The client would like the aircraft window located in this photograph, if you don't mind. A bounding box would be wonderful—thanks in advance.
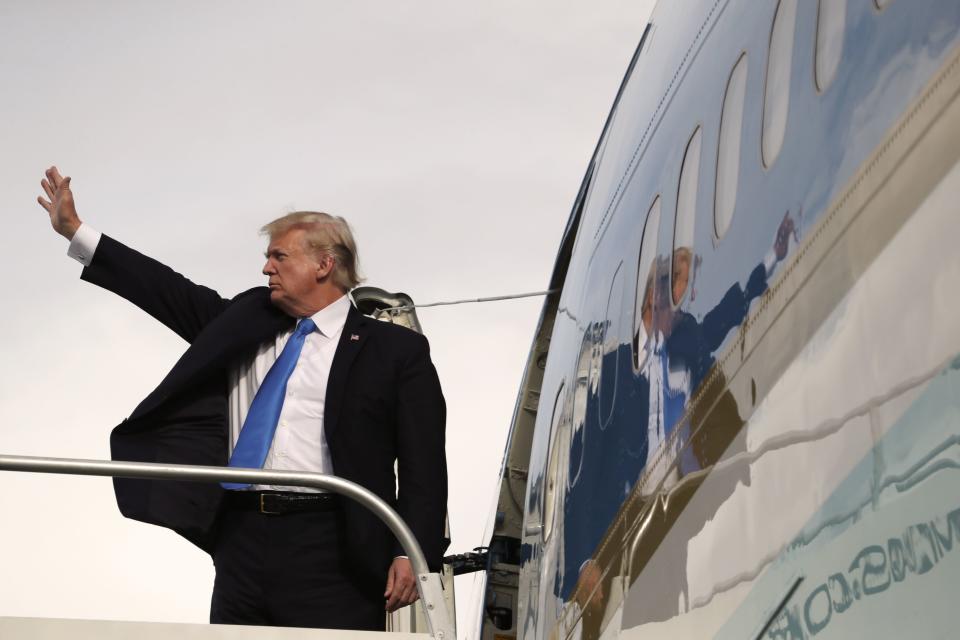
[569,330,595,490]
[633,196,662,370]
[816,0,846,92]
[599,263,624,430]
[715,54,748,239]
[543,383,567,543]
[672,127,702,306]
[762,0,799,167]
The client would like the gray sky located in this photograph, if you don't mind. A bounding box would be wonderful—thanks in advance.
[0,0,654,634]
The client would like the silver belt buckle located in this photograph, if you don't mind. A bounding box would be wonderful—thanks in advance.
[259,493,282,514]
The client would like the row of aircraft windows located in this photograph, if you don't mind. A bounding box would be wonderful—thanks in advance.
[539,0,896,541]
[629,0,893,368]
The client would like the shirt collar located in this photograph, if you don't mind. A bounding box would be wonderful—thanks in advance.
[303,294,351,338]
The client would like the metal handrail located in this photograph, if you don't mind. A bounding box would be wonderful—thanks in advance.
[0,454,454,640]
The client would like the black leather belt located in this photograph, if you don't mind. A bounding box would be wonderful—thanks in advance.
[224,490,340,514]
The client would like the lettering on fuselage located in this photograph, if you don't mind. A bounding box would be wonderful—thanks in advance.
[763,504,960,639]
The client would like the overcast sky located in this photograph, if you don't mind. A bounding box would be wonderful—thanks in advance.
[0,1,654,635]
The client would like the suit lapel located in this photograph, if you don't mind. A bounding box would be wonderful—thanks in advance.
[131,288,295,420]
[324,305,369,440]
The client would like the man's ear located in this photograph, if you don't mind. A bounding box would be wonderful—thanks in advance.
[315,254,335,281]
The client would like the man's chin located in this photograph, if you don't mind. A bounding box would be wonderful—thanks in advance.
[268,291,295,316]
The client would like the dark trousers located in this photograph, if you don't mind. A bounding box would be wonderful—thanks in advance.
[210,502,385,631]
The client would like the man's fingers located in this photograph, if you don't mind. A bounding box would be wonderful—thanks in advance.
[41,179,54,200]
[386,578,414,612]
[391,590,413,612]
[384,565,395,598]
[386,579,420,612]
[397,582,411,607]
[398,573,418,607]
[385,558,419,611]
[37,196,52,212]
[48,166,64,189]
[402,582,418,606]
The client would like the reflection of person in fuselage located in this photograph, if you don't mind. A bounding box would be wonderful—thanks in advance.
[557,213,795,622]
[653,212,795,476]
[632,212,796,622]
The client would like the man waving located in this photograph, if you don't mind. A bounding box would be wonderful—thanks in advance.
[37,166,448,630]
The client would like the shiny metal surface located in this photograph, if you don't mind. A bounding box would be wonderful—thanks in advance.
[623,117,960,640]
[500,0,960,638]
[0,455,454,640]
[352,286,423,332]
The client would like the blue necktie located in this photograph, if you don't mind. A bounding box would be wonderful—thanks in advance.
[222,318,317,490]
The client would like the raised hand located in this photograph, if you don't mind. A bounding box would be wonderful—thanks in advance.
[37,166,82,240]
[773,210,796,261]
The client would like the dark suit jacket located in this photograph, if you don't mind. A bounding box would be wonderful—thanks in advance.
[82,235,448,586]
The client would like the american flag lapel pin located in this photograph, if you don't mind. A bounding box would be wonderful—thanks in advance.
[350,333,360,341]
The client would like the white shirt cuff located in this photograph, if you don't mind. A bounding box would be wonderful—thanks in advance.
[67,223,102,267]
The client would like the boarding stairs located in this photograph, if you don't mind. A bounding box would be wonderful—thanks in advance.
[0,455,457,639]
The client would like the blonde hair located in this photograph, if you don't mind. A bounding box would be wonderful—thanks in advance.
[261,211,364,290]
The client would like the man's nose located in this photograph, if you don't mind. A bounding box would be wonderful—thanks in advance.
[262,260,275,276]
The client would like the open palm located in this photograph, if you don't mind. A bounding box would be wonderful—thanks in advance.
[37,166,81,239]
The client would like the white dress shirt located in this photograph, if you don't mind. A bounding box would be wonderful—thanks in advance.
[69,224,344,492]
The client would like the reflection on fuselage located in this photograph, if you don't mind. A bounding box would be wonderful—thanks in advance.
[559,215,792,610]
[624,126,960,640]
[507,2,960,639]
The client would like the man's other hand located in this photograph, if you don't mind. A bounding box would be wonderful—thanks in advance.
[37,166,81,240]
[384,557,419,613]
